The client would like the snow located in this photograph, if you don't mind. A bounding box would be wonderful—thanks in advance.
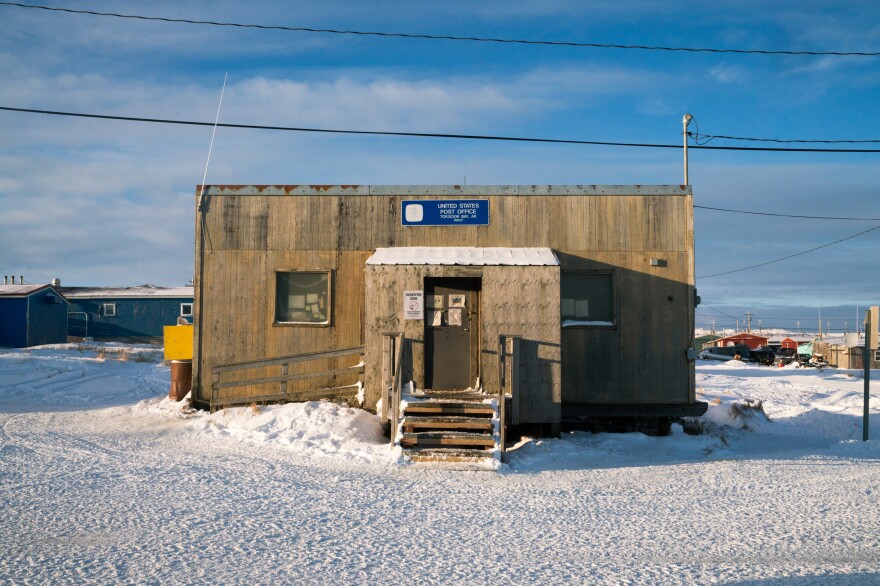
[366,247,559,265]
[0,284,57,296]
[60,284,193,298]
[1,344,879,584]
[562,319,614,327]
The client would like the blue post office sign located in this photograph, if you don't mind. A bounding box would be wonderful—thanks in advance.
[401,200,489,226]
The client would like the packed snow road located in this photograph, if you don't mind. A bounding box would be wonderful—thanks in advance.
[0,345,878,584]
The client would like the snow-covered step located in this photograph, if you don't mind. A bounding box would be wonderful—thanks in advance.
[400,431,496,449]
[406,447,496,463]
[402,415,494,433]
[393,390,502,465]
[408,390,488,400]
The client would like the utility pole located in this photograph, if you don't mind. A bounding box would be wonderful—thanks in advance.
[683,114,693,185]
[863,308,877,442]
[745,312,754,333]
[796,321,800,336]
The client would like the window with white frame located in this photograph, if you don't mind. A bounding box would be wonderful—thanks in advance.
[274,271,331,325]
[561,273,614,326]
[180,303,193,317]
[103,303,117,317]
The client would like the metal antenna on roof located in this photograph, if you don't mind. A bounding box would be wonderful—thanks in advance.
[197,73,228,212]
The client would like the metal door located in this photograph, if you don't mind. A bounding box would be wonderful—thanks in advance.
[424,277,480,390]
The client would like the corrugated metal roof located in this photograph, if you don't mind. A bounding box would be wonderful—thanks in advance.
[0,284,69,304]
[0,284,53,297]
[366,247,560,266]
[60,285,194,299]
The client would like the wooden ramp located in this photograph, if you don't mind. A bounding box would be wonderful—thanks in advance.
[395,391,500,466]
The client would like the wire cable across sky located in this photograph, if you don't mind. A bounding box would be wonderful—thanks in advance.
[4,105,880,153]
[1,1,878,57]
[695,205,880,221]
[689,132,880,144]
[697,223,880,279]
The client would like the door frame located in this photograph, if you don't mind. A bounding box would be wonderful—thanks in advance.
[423,276,482,390]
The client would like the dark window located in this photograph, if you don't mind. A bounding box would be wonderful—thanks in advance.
[180,303,193,317]
[275,271,331,324]
[561,273,613,326]
[103,303,117,317]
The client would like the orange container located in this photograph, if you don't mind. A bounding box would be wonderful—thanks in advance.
[169,360,193,401]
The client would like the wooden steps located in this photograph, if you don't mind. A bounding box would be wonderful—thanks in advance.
[401,431,496,448]
[403,401,495,416]
[394,392,500,465]
[402,415,495,432]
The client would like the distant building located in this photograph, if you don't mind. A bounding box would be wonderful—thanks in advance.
[780,337,799,350]
[695,334,722,349]
[814,332,878,369]
[713,332,769,350]
[0,284,69,347]
[61,285,194,342]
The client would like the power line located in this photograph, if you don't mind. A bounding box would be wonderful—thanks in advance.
[701,304,740,320]
[697,313,854,322]
[695,205,880,221]
[4,105,880,153]
[1,2,878,58]
[689,132,880,145]
[697,223,880,279]
[686,117,880,147]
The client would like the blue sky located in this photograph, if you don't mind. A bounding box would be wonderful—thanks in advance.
[1,1,879,332]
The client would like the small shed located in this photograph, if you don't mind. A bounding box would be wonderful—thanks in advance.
[61,285,194,342]
[714,332,769,350]
[0,284,69,347]
[780,337,798,350]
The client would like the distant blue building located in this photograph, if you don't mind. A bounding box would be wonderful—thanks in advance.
[0,284,69,347]
[62,285,194,342]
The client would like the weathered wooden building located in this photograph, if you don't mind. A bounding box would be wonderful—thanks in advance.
[192,185,706,443]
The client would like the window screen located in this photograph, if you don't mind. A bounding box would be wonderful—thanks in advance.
[561,273,613,325]
[275,271,330,324]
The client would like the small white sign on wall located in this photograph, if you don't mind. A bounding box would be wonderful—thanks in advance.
[404,290,424,320]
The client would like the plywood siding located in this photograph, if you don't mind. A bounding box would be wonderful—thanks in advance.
[559,252,692,404]
[480,266,560,424]
[193,186,695,414]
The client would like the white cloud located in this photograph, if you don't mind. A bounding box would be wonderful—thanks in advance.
[708,63,747,84]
